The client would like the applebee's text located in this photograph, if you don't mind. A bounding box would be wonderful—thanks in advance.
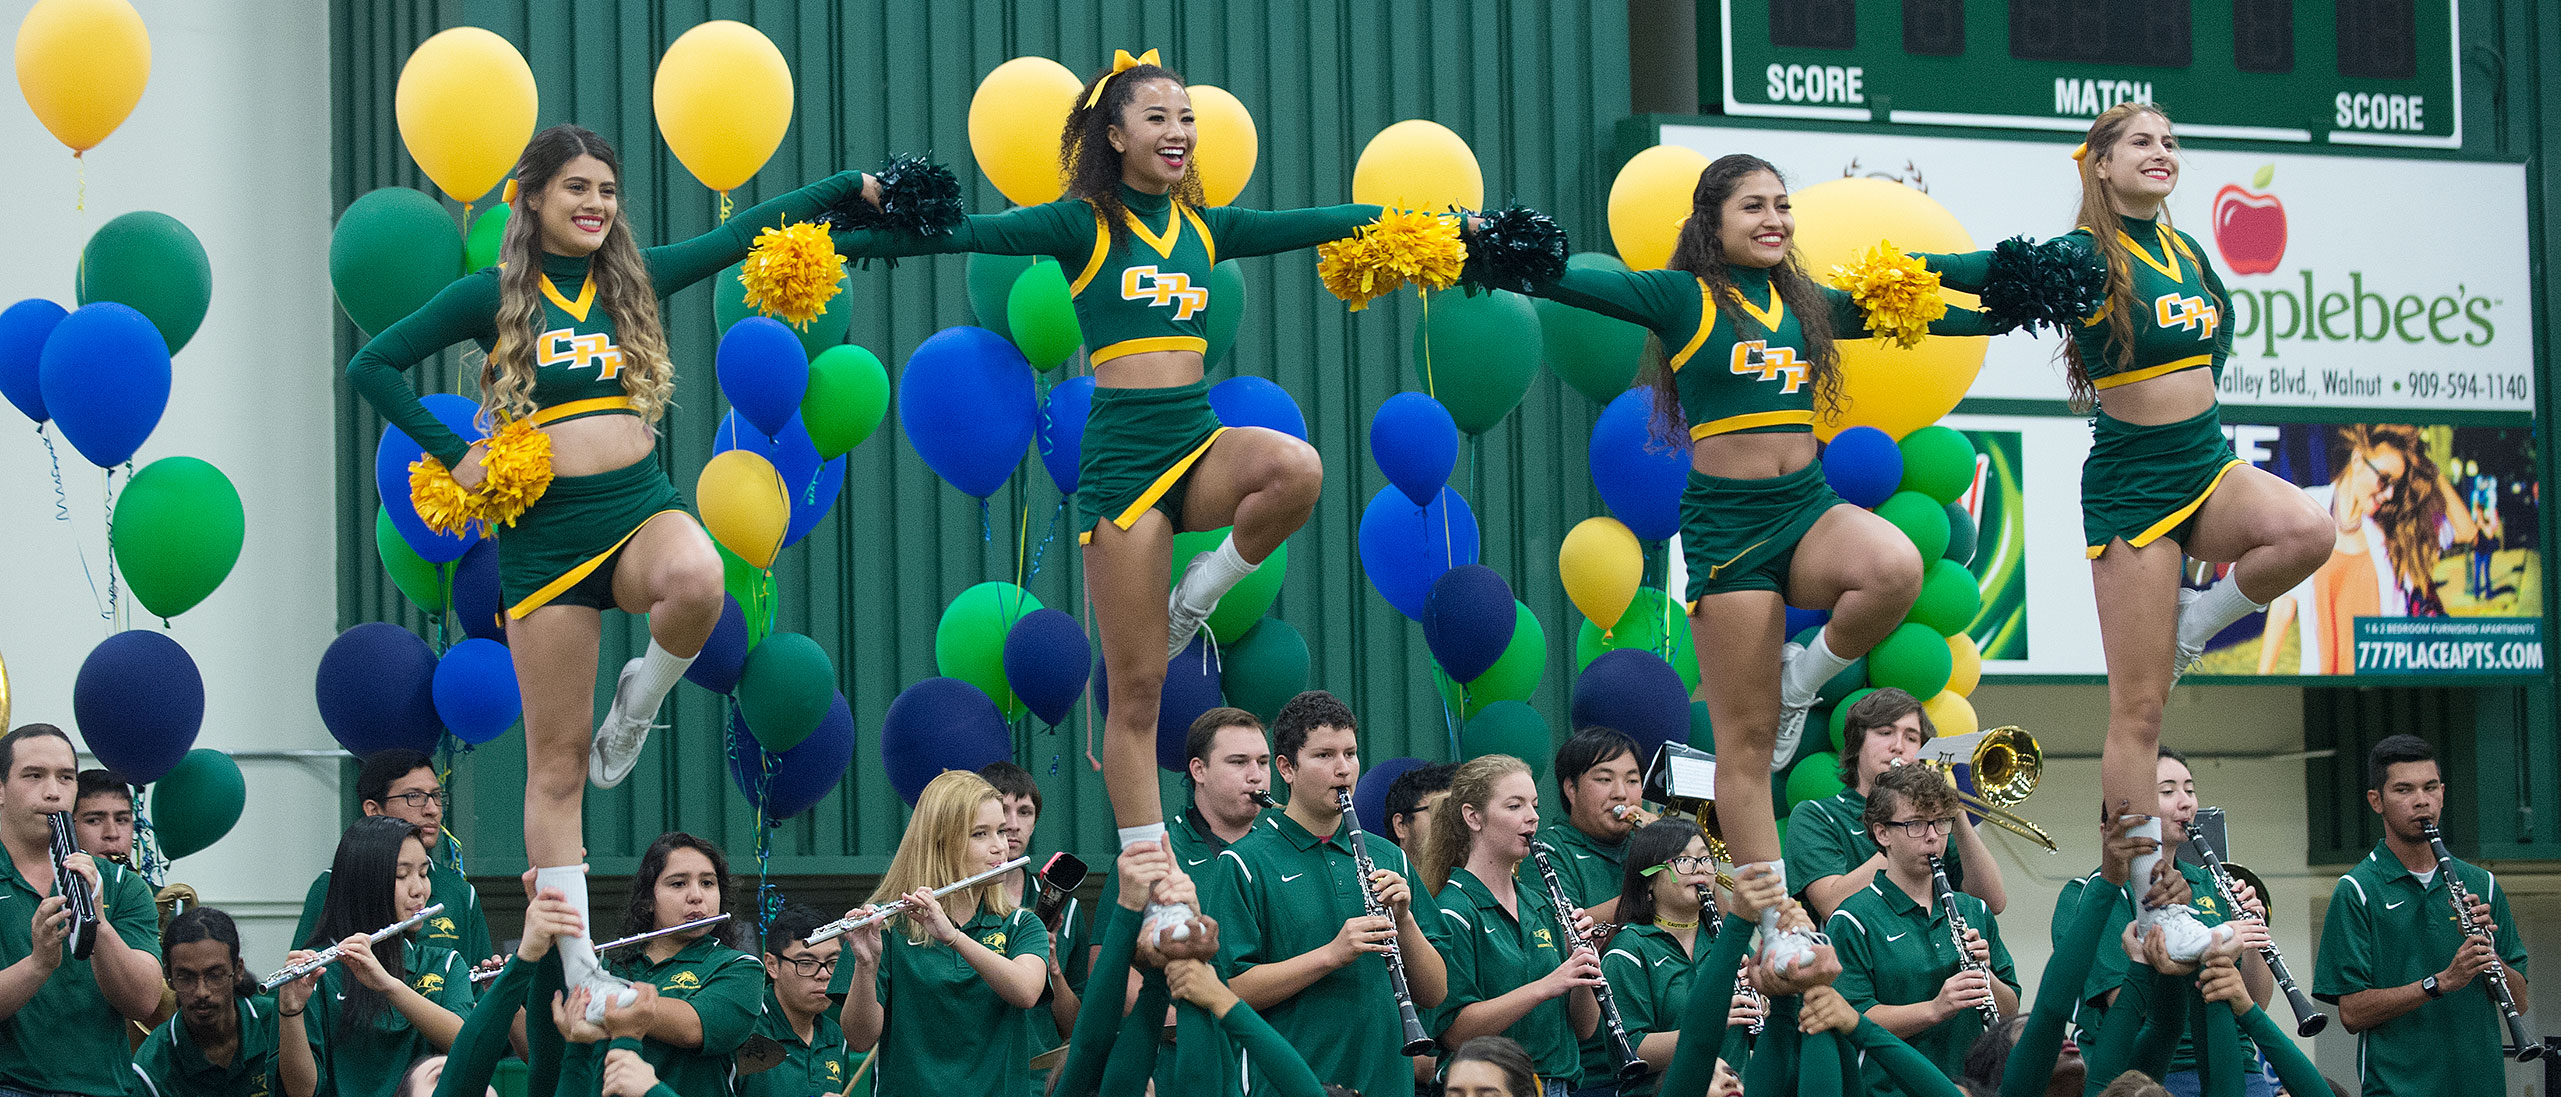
[2224,272,2497,356]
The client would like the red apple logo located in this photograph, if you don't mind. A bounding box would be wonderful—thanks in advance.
[2213,164,2286,276]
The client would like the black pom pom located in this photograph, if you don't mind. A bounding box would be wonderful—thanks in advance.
[822,154,965,238]
[1979,235,2105,336]
[1459,206,1570,295]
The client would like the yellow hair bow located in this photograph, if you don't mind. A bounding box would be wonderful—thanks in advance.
[502,178,519,204]
[2070,142,2089,162]
[1085,48,1163,109]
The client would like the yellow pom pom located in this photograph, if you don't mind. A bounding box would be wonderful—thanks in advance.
[740,220,846,329]
[471,419,554,529]
[408,455,479,537]
[1317,210,1464,311]
[1828,240,1945,350]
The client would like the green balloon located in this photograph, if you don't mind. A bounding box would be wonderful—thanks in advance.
[716,260,851,360]
[1219,618,1309,724]
[1169,530,1286,645]
[375,507,446,615]
[1688,700,1715,751]
[804,345,890,458]
[716,543,774,648]
[1875,491,1952,564]
[152,748,246,860]
[1007,260,1083,371]
[1785,753,1846,809]
[80,211,213,354]
[113,457,245,619]
[934,581,1045,719]
[737,632,836,752]
[1827,687,1880,753]
[1204,261,1248,369]
[1537,254,1647,404]
[1575,586,1698,694]
[1943,501,1978,566]
[1867,623,1953,699]
[465,202,510,273]
[967,252,1037,342]
[1897,425,1977,505]
[1461,700,1552,782]
[1436,600,1547,718]
[329,188,463,336]
[1411,289,1540,435]
[1909,558,1983,637]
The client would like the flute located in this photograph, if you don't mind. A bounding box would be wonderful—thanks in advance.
[1930,854,2000,1030]
[2421,822,2542,1062]
[469,912,733,984]
[1334,788,1434,1056]
[2183,822,2327,1037]
[45,812,98,961]
[1533,841,1647,1082]
[261,903,444,991]
[806,858,1030,945]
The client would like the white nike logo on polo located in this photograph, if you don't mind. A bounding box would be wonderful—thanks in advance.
[2385,899,2406,910]
[1653,957,1675,968]
[1281,873,1305,883]
[1885,932,1907,942]
[1184,857,1210,867]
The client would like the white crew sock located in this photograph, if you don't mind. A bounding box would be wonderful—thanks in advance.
[618,638,697,718]
[1118,822,1170,850]
[1781,630,1855,706]
[533,865,633,1013]
[1173,535,1260,615]
[2178,573,2268,650]
[2126,816,2164,918]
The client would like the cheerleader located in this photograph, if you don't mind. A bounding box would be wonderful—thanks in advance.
[301,817,473,1097]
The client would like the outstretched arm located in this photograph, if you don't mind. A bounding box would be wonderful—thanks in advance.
[641,171,872,293]
[1526,265,1693,330]
[1201,204,1385,258]
[343,272,504,465]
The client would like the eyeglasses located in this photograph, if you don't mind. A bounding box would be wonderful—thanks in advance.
[1883,818,1958,838]
[1642,855,1716,875]
[2360,453,2401,497]
[167,968,239,991]
[380,789,450,810]
[780,955,838,978]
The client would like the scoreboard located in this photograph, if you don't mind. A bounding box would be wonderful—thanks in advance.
[1717,0,2461,148]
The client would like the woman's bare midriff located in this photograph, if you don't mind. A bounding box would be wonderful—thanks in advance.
[542,413,659,477]
[1690,430,1818,481]
[2091,367,2218,425]
[1093,349,1206,390]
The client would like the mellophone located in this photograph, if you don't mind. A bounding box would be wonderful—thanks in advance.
[2186,807,2326,1037]
[805,857,1030,945]
[1334,787,1435,1057]
[260,903,445,991]
[1530,841,1648,1083]
[2422,821,2541,1062]
[44,812,98,960]
[467,912,734,985]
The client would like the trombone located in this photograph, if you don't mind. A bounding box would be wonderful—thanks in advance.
[1910,727,2056,852]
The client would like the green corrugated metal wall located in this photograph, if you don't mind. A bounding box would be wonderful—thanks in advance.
[332,1,1635,878]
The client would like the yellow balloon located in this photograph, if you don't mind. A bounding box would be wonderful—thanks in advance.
[14,0,149,154]
[394,28,537,205]
[697,451,790,570]
[1924,689,1978,741]
[653,21,793,194]
[1188,84,1258,207]
[1352,120,1482,214]
[1607,145,1711,271]
[1945,632,1982,697]
[1558,517,1643,633]
[968,57,1081,207]
[1785,177,1986,442]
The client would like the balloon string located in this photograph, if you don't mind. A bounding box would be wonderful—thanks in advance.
[754,740,782,940]
[104,466,122,628]
[132,799,164,886]
[1014,485,1031,595]
[75,152,85,214]
[42,426,68,523]
[718,191,735,224]
[1419,289,1437,398]
[1029,501,1062,582]
[1080,580,1102,773]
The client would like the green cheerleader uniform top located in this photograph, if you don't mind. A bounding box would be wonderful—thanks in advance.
[1926,215,2232,391]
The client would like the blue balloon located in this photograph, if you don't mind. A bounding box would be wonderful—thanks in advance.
[1369,392,1459,507]
[715,410,844,548]
[315,622,444,757]
[1038,376,1094,496]
[1357,485,1481,620]
[73,630,203,783]
[717,316,811,439]
[450,540,505,644]
[1822,426,1904,509]
[1783,605,1832,643]
[1571,648,1690,759]
[431,638,520,745]
[40,302,170,468]
[0,299,68,423]
[1209,375,1308,441]
[1089,635,1227,771]
[1588,388,1685,541]
[881,677,1011,805]
[374,393,485,564]
[731,691,857,819]
[899,327,1035,499]
[1424,564,1516,682]
[686,595,750,694]
[1354,757,1428,841]
[1003,608,1091,727]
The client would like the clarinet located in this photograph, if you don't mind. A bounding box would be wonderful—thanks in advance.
[2184,829,2328,1036]
[1698,880,1764,1037]
[1333,788,1434,1056]
[2421,822,2543,1062]
[1929,854,1999,1029]
[1532,841,1647,1082]
[45,812,98,961]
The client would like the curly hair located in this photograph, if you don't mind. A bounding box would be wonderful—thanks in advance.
[484,124,674,430]
[1655,154,1845,443]
[1418,754,1532,894]
[622,832,739,949]
[1059,61,1206,253]
[2340,424,2447,606]
[2062,103,2222,413]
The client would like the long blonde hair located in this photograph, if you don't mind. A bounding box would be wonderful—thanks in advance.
[483,124,675,430]
[1418,755,1531,894]
[869,770,1014,944]
[2064,103,2223,412]
[2343,424,2447,599]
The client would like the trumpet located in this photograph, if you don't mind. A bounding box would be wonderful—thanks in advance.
[469,912,733,985]
[262,903,443,991]
[1607,803,1659,827]
[1907,727,2056,852]
[806,858,1030,945]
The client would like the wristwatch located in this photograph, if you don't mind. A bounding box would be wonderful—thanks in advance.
[2421,974,2444,999]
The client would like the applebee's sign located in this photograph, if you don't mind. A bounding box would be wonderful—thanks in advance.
[1658,123,2536,413]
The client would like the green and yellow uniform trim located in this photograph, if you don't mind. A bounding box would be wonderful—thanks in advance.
[605,934,765,1097]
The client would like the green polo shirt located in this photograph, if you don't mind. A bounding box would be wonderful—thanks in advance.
[1425,866,1581,1086]
[1828,877,2018,1097]
[0,850,160,1096]
[742,988,865,1097]
[606,934,763,1097]
[128,996,283,1097]
[1602,923,1711,1097]
[2314,841,2529,1097]
[307,938,472,1097]
[831,903,1050,1097]
[1205,810,1439,1097]
[1539,821,1635,1092]
[1096,807,1262,912]
[293,862,495,964]
[1783,788,1966,907]
[2051,861,2256,1073]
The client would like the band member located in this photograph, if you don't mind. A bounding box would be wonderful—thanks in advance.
[1387,762,1458,860]
[745,906,862,1097]
[1827,765,2019,1094]
[1784,689,2005,919]
[294,750,494,966]
[605,833,761,1096]
[2316,734,2529,1097]
[1205,690,1446,1097]
[1600,820,1757,1097]
[1419,754,1602,1093]
[835,770,1050,1097]
[0,724,164,1096]
[129,906,317,1097]
[71,770,135,865]
[1540,728,1645,922]
[303,816,473,1097]
[978,758,1085,1060]
[1444,1036,1540,1097]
